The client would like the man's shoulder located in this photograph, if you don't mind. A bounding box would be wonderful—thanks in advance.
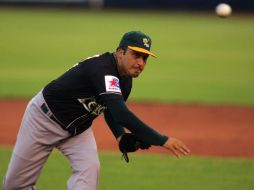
[77,52,117,77]
[79,52,113,64]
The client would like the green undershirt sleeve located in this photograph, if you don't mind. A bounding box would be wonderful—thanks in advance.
[103,97,168,146]
[104,109,125,139]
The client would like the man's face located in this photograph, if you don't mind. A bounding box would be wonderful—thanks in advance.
[117,48,149,78]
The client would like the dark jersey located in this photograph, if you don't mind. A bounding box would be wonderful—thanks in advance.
[42,52,132,135]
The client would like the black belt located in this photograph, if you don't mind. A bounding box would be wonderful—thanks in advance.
[40,103,66,129]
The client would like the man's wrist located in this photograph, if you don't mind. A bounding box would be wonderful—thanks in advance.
[117,133,125,142]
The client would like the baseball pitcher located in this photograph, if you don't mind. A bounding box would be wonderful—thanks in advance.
[3,31,190,190]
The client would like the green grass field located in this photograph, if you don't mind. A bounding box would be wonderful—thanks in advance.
[1,7,254,190]
[0,147,254,190]
[0,7,254,105]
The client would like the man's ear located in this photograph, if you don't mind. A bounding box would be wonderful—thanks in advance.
[116,48,124,59]
[117,48,124,53]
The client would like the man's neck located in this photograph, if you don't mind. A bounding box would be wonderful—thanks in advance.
[113,52,126,77]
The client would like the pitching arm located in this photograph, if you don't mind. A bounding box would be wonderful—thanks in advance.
[104,98,168,146]
[104,109,125,140]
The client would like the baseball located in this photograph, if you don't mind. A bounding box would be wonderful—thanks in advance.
[215,3,232,17]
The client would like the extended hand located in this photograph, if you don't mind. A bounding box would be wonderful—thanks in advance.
[163,137,190,158]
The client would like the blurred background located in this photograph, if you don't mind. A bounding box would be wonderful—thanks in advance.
[0,0,254,104]
[0,1,254,190]
[1,0,254,11]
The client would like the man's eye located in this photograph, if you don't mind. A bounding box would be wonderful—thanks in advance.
[133,52,140,58]
[132,52,148,62]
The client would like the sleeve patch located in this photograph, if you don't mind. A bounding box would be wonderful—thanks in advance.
[105,75,121,93]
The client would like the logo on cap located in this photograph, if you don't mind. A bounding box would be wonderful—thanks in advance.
[143,38,150,48]
[118,31,157,57]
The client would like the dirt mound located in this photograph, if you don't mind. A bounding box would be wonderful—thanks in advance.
[1,100,254,158]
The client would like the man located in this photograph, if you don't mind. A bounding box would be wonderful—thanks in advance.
[3,31,190,190]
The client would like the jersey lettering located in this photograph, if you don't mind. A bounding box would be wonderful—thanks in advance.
[78,98,106,115]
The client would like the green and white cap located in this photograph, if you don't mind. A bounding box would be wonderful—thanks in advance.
[118,31,157,57]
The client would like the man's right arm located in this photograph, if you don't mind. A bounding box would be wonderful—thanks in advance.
[104,109,125,140]
[103,97,168,146]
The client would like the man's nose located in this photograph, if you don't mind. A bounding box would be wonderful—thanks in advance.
[137,58,145,69]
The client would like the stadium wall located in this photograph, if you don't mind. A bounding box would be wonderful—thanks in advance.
[0,0,253,11]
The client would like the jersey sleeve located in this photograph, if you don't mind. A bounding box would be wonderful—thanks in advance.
[91,64,124,101]
[88,53,132,102]
[104,109,125,139]
[100,75,122,96]
[102,97,169,146]
[94,73,127,139]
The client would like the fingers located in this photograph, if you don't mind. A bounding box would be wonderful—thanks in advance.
[169,143,188,158]
[169,146,180,158]
[175,143,190,156]
[175,140,191,155]
[163,137,191,158]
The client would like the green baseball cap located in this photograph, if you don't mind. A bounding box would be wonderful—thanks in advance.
[118,31,157,57]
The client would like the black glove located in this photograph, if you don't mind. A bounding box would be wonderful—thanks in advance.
[118,133,151,163]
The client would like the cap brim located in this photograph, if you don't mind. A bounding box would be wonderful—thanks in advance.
[128,46,157,58]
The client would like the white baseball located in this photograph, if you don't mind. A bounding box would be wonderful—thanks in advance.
[215,3,232,17]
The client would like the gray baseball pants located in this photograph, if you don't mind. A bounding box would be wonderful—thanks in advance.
[3,91,100,190]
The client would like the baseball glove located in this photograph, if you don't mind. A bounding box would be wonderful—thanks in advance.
[118,133,151,163]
